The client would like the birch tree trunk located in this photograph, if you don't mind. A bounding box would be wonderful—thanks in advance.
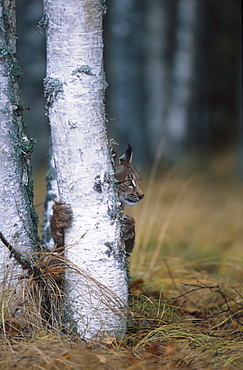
[41,143,58,250]
[44,0,128,339]
[0,0,39,282]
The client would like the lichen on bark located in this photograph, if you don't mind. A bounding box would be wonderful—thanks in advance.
[43,77,63,110]
[0,0,39,257]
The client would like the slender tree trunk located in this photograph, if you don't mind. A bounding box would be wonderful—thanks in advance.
[41,143,58,250]
[0,0,39,281]
[144,0,172,156]
[164,0,199,161]
[44,0,128,339]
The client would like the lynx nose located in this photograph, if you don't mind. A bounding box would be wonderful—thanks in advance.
[138,193,144,200]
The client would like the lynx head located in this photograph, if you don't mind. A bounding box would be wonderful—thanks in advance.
[112,144,144,206]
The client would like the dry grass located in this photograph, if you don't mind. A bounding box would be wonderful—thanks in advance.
[1,154,243,369]
[129,156,243,282]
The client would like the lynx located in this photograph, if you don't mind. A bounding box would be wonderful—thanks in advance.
[51,144,144,254]
[111,144,144,253]
[111,144,144,207]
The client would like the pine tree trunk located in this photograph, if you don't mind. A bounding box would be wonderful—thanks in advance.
[0,0,39,281]
[44,0,128,339]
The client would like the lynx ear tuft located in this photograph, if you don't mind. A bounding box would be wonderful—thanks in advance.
[120,143,133,163]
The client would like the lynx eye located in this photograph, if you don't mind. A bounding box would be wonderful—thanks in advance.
[124,179,133,187]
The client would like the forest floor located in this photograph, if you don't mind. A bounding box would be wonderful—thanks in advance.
[1,154,243,369]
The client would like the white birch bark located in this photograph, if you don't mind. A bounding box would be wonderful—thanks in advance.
[0,0,39,282]
[165,0,199,160]
[44,0,128,339]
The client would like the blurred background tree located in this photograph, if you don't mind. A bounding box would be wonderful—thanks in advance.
[16,0,241,173]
